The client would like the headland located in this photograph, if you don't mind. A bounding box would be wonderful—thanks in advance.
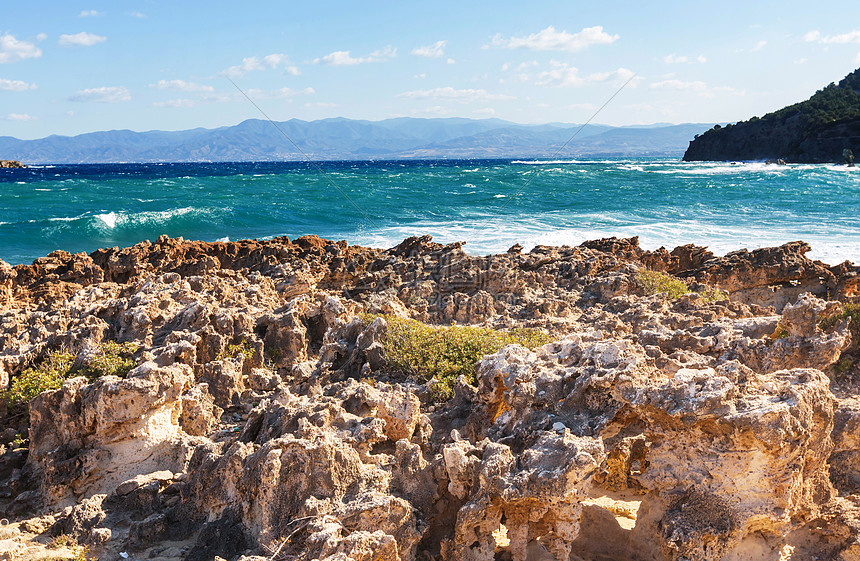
[0,234,859,560]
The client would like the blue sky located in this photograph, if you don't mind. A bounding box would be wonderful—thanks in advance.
[2,0,859,139]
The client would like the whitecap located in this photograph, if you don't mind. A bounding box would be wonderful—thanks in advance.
[95,211,119,229]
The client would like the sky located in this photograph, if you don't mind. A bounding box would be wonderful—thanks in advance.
[1,0,859,139]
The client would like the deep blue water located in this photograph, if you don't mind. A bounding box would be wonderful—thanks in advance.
[1,159,858,266]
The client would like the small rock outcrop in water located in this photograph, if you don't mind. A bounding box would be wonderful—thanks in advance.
[683,67,860,163]
[0,160,25,168]
[0,234,860,561]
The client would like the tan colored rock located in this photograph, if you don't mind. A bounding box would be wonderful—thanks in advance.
[28,362,197,505]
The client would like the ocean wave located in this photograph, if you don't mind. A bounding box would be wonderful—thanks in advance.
[93,207,205,230]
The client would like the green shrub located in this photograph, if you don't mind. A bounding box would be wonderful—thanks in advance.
[221,340,256,361]
[4,351,75,411]
[820,303,860,346]
[3,342,138,412]
[78,341,137,379]
[636,270,727,302]
[366,315,551,400]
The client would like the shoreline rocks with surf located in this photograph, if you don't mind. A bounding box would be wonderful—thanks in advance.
[1,234,859,561]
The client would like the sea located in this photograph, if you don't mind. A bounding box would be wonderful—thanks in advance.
[1,159,858,266]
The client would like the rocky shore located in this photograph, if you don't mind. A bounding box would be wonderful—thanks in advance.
[1,234,859,561]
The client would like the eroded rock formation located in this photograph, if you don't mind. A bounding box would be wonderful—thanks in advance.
[0,234,859,561]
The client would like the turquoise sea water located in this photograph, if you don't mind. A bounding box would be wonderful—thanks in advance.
[0,159,858,266]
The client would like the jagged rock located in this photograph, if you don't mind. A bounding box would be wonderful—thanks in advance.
[28,362,199,505]
[1,234,859,561]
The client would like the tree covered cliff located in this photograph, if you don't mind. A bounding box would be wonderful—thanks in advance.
[683,67,860,163]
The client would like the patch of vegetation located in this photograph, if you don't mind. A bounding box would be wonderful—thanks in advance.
[635,270,728,302]
[48,535,74,550]
[820,303,860,348]
[365,315,552,400]
[4,350,75,412]
[37,543,94,561]
[834,356,855,376]
[221,340,256,361]
[771,323,790,340]
[78,341,137,379]
[2,341,138,413]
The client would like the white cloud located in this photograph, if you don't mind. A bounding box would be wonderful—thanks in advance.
[0,78,36,91]
[150,79,214,92]
[314,46,396,66]
[223,54,300,78]
[649,79,707,91]
[1,113,36,121]
[489,25,618,52]
[398,86,514,103]
[664,54,689,64]
[412,40,446,58]
[58,32,107,47]
[68,86,131,102]
[536,63,636,87]
[130,11,146,18]
[36,33,48,42]
[316,51,365,66]
[473,107,496,115]
[663,54,708,64]
[152,98,195,108]
[0,34,42,63]
[568,103,596,111]
[855,52,860,63]
[751,40,767,52]
[78,10,103,17]
[447,58,456,64]
[805,29,860,43]
[414,73,426,79]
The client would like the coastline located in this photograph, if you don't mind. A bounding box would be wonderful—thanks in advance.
[1,233,859,560]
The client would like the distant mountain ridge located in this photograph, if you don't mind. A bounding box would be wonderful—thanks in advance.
[1,117,711,164]
[683,67,860,163]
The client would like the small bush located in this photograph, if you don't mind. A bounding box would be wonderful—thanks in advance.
[366,315,551,400]
[221,340,256,361]
[78,341,137,379]
[3,341,138,413]
[48,535,74,550]
[771,323,790,340]
[636,270,727,302]
[820,303,860,348]
[4,351,75,411]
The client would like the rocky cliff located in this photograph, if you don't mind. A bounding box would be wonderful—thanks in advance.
[683,67,860,163]
[0,234,859,561]
[0,160,25,168]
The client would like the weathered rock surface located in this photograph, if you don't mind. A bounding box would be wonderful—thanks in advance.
[0,160,25,168]
[1,234,859,561]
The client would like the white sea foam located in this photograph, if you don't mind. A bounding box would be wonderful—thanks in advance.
[96,211,118,229]
[48,214,88,222]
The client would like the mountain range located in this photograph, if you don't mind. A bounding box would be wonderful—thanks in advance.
[0,118,711,164]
